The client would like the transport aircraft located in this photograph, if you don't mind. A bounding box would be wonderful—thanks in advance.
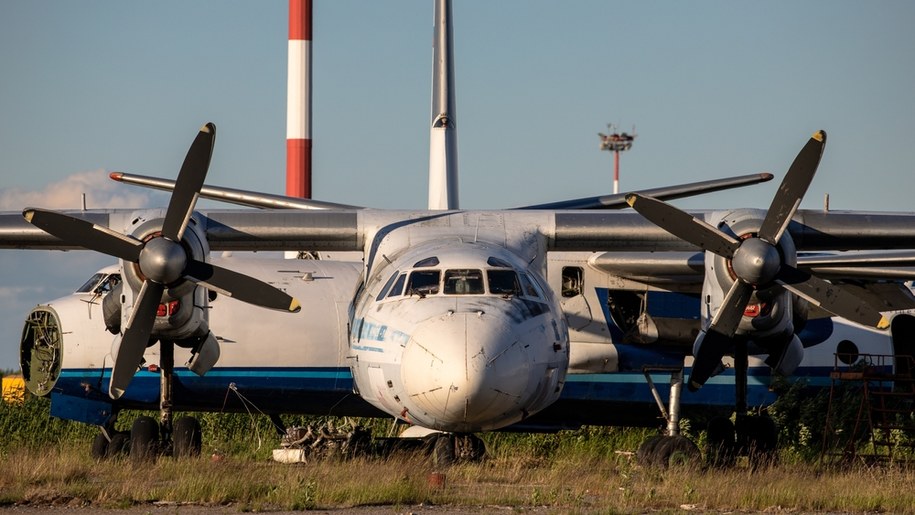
[4,1,915,466]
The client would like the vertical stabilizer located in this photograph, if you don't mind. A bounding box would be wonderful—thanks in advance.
[428,0,459,210]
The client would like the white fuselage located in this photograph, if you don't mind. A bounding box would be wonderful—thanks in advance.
[350,240,569,432]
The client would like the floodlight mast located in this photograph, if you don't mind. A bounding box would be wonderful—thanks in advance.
[598,124,636,194]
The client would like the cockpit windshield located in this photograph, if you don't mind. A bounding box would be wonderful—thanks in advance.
[76,273,121,294]
[443,269,485,294]
[407,270,440,295]
[378,256,545,300]
[487,269,520,295]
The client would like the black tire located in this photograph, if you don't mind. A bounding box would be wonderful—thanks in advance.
[173,416,202,458]
[741,415,778,468]
[106,432,130,459]
[466,434,486,462]
[433,434,455,468]
[130,416,160,462]
[90,432,109,460]
[636,434,665,467]
[706,417,737,468]
[659,435,701,469]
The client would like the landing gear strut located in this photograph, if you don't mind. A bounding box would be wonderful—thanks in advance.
[90,340,202,461]
[637,350,779,469]
[637,366,701,468]
[706,344,778,468]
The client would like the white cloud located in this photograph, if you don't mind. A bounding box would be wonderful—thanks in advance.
[0,169,157,211]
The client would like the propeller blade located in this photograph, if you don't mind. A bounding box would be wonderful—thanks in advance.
[161,123,215,241]
[23,208,142,262]
[709,280,755,337]
[184,259,301,313]
[626,193,741,258]
[688,329,732,392]
[776,264,889,329]
[757,131,826,244]
[109,280,165,399]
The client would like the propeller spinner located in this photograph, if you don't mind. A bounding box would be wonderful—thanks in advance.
[626,131,889,391]
[23,123,301,399]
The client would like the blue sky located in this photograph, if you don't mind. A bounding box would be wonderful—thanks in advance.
[1,1,914,370]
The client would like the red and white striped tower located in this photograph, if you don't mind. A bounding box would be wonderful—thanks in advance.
[287,0,312,198]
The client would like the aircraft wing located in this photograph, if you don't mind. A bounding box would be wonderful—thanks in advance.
[110,172,363,211]
[113,171,771,212]
[515,173,773,210]
[4,208,915,254]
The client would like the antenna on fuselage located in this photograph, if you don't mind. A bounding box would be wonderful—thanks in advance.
[428,0,459,210]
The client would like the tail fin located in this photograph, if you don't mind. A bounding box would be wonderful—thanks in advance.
[428,0,459,210]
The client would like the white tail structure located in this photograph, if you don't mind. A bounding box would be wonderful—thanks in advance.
[428,0,459,210]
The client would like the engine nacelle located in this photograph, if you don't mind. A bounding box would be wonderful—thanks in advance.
[117,213,211,341]
[702,209,804,374]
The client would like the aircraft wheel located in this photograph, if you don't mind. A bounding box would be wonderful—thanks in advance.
[655,435,701,469]
[130,416,160,462]
[432,434,455,468]
[468,434,486,461]
[636,435,665,467]
[706,417,737,468]
[740,415,778,468]
[90,432,108,460]
[342,426,372,459]
[106,431,130,459]
[173,416,202,458]
[454,434,486,462]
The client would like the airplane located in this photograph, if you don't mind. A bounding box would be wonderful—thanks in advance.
[6,0,915,467]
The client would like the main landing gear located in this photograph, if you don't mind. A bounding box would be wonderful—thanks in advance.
[704,345,778,468]
[90,341,203,461]
[636,366,701,468]
[637,345,778,469]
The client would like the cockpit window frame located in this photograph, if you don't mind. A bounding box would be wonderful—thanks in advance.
[76,273,107,293]
[76,273,121,295]
[376,271,401,301]
[487,269,521,296]
[387,273,407,299]
[443,269,485,295]
[413,257,440,268]
[518,273,544,300]
[406,270,441,296]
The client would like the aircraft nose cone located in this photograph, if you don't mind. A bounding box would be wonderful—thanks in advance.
[401,312,530,431]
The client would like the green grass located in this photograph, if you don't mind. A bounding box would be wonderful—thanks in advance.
[5,394,915,512]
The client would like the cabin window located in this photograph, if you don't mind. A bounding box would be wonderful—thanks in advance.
[443,269,485,294]
[488,270,520,295]
[561,266,583,298]
[407,270,440,295]
[376,271,400,301]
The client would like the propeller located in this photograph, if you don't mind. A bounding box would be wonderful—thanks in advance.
[626,131,889,391]
[23,123,301,399]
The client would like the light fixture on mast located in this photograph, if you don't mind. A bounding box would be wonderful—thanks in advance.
[598,124,636,194]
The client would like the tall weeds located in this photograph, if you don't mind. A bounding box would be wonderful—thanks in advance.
[4,393,915,512]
